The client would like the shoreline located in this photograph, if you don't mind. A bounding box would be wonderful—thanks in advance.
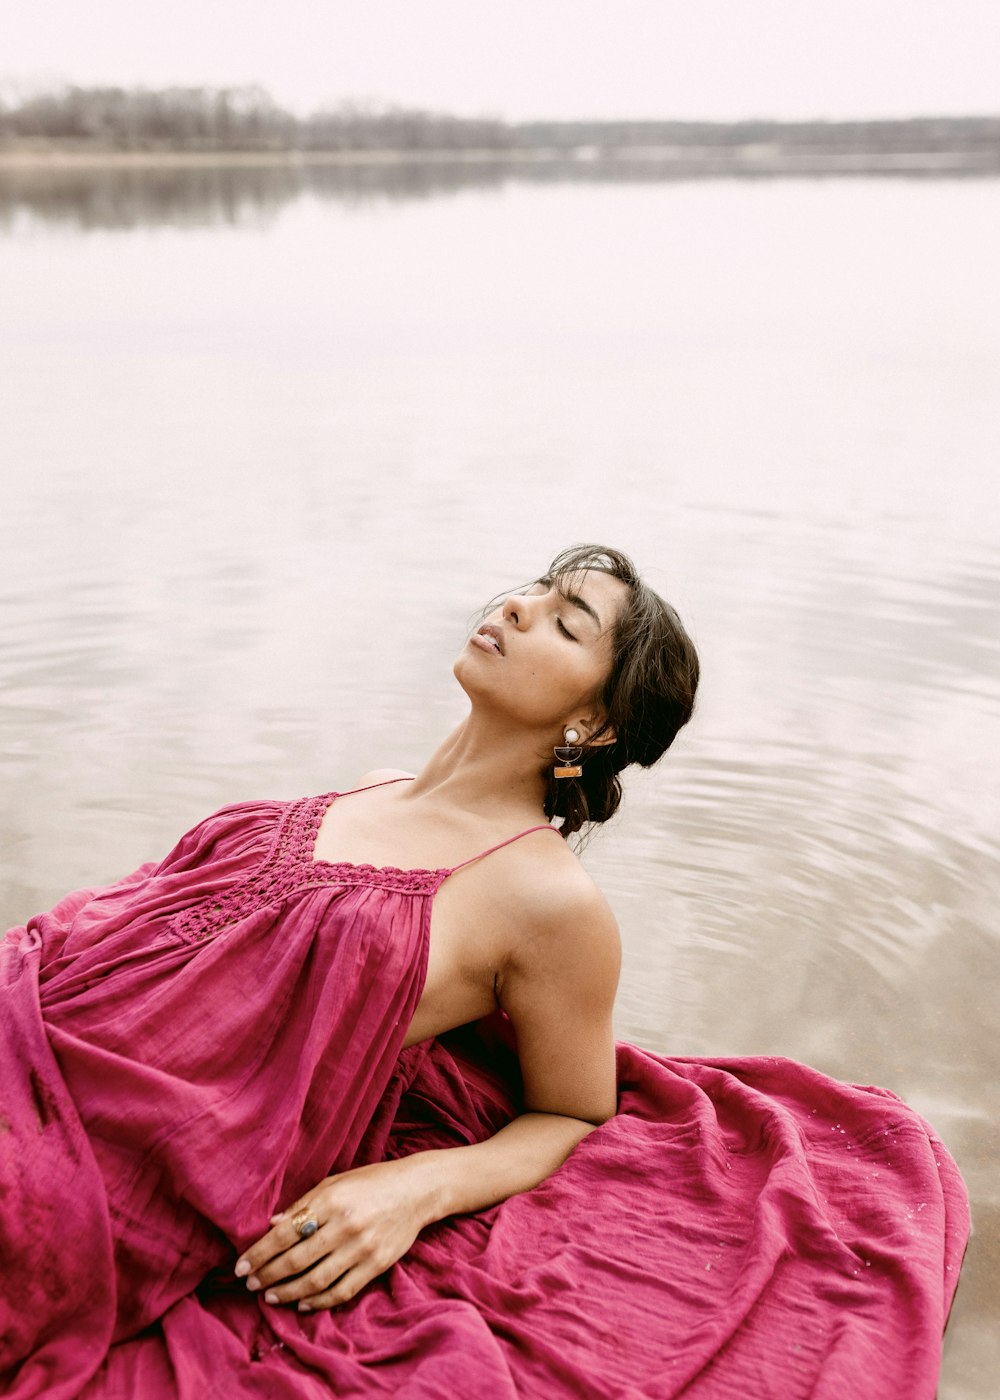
[1,146,998,176]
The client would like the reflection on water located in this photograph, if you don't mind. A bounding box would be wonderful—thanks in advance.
[1,169,998,1397]
[0,161,297,232]
[0,159,511,232]
[2,154,999,232]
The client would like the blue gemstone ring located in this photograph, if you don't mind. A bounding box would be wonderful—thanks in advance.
[292,1211,319,1239]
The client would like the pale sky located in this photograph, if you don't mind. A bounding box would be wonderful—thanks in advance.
[3,0,999,121]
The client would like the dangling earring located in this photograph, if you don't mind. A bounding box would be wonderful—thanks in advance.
[554,727,583,779]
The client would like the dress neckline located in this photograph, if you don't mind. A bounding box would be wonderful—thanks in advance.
[171,789,560,943]
[307,782,449,879]
[303,781,559,881]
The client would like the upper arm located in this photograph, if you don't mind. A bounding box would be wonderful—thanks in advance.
[497,877,621,1126]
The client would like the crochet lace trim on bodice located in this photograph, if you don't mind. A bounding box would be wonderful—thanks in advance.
[170,795,447,943]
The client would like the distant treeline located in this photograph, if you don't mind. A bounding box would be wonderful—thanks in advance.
[2,85,999,155]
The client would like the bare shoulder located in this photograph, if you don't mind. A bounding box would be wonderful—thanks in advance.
[353,767,415,785]
[490,834,621,1039]
[503,835,622,970]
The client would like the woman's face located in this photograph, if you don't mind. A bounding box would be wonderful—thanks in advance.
[455,568,629,737]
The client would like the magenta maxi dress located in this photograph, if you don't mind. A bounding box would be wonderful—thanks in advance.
[1,788,969,1399]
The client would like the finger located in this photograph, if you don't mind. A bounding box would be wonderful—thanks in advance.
[248,1200,369,1289]
[236,1203,323,1278]
[249,1230,340,1290]
[259,1247,358,1306]
[267,1195,310,1225]
[269,1175,342,1227]
[296,1263,374,1313]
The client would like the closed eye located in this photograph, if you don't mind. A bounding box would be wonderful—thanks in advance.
[557,617,578,641]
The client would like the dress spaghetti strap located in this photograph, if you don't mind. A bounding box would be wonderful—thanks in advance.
[448,824,561,875]
[333,776,416,799]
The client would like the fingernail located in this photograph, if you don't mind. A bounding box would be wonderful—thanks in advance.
[297,1302,312,1313]
[246,1275,261,1291]
[234,1260,251,1278]
[270,1212,288,1223]
[263,1291,280,1305]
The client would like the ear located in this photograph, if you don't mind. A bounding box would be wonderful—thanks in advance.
[572,718,616,748]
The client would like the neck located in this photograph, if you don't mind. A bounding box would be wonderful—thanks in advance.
[406,713,550,821]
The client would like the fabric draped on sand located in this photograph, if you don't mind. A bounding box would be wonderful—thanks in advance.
[1,794,969,1399]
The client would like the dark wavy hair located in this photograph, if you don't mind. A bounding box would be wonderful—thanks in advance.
[529,545,700,838]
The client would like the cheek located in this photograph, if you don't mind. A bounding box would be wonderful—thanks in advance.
[574,644,613,695]
[525,651,606,711]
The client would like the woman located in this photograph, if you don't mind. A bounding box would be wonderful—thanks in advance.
[2,546,694,1379]
[233,543,699,1312]
[1,545,965,1400]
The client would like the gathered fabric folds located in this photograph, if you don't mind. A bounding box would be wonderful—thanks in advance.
[1,795,969,1398]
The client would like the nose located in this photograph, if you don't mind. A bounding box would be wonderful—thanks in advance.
[502,591,535,629]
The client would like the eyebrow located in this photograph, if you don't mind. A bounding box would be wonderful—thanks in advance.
[555,581,602,631]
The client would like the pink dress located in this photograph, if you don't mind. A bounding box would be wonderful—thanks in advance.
[1,786,970,1398]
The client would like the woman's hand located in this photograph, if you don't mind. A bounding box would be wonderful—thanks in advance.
[236,1113,601,1312]
[235,1156,438,1312]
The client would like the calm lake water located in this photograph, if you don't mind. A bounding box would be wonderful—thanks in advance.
[1,161,998,1397]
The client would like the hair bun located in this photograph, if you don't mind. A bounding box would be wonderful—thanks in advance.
[540,545,699,839]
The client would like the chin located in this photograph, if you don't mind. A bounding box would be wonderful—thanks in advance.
[453,648,502,709]
[452,649,475,694]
